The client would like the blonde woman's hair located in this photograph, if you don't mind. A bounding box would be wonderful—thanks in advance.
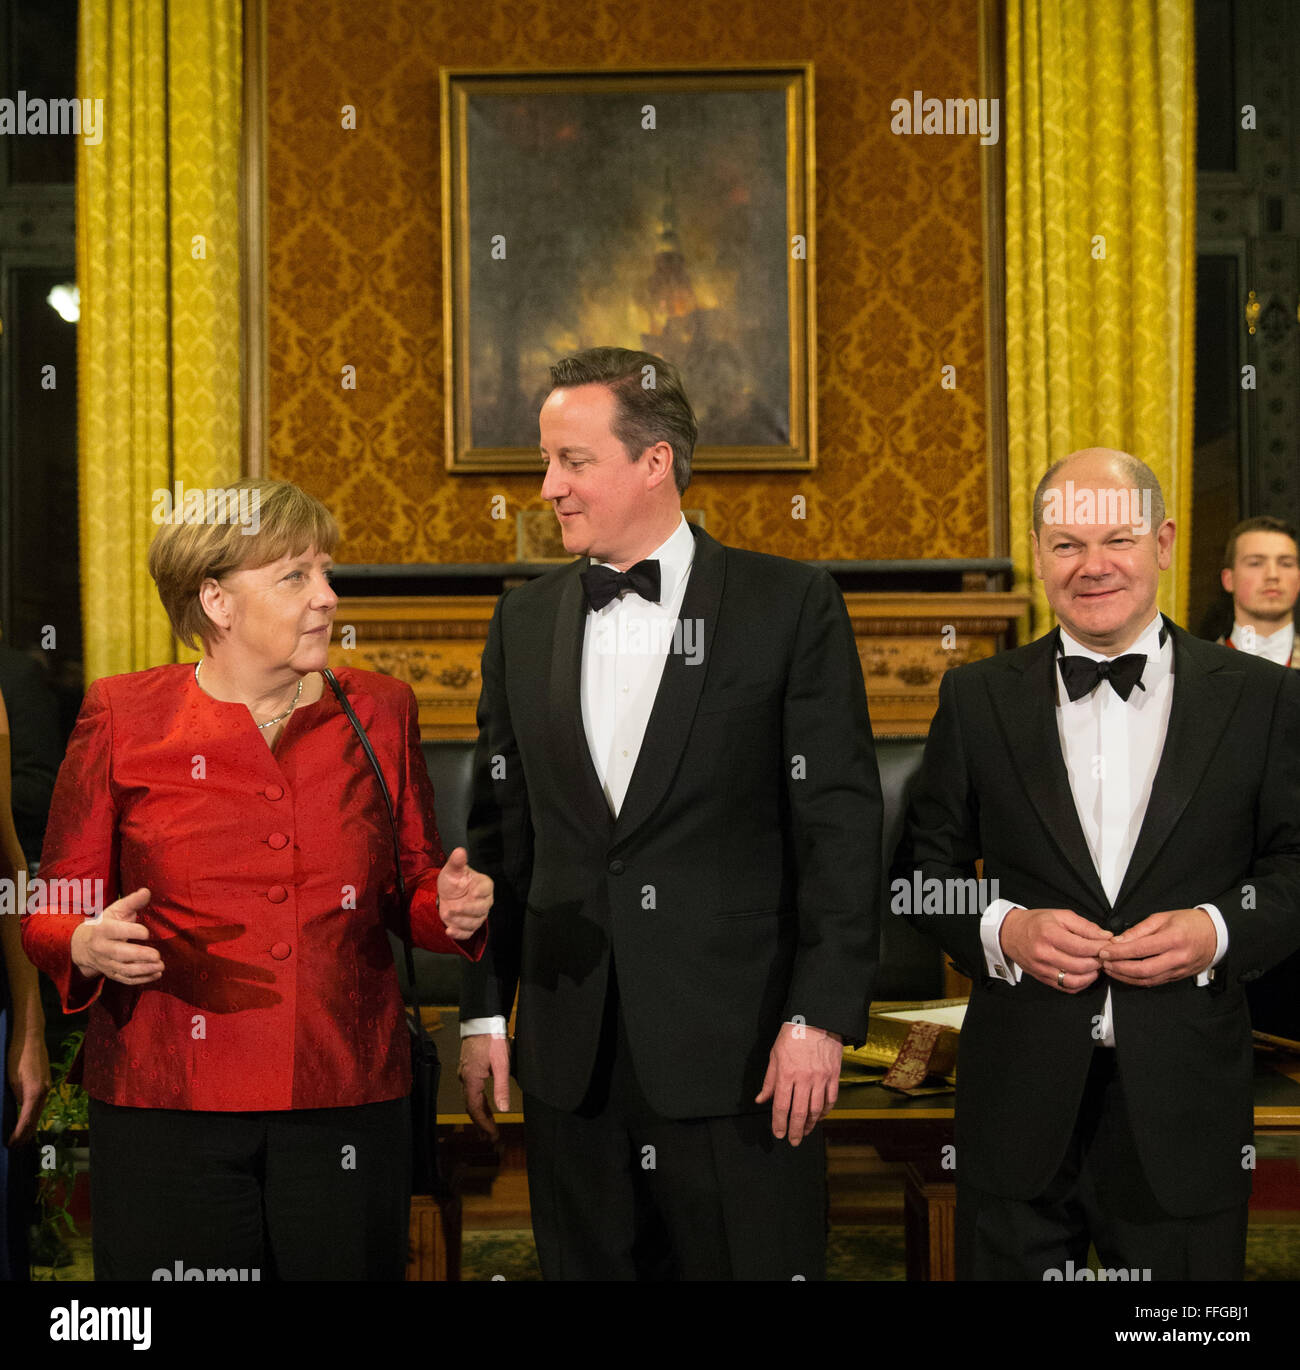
[147,478,339,650]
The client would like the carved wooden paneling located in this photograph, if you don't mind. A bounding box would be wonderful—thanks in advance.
[330,591,1030,739]
[845,592,1030,734]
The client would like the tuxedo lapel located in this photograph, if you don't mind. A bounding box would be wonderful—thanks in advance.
[1113,623,1246,906]
[987,630,1113,914]
[612,526,725,848]
[547,566,614,835]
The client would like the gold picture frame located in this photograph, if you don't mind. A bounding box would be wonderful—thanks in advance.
[441,64,817,473]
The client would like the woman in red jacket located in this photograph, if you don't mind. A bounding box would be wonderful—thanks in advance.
[21,478,491,1280]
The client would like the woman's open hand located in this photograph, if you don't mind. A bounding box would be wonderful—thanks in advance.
[70,887,164,984]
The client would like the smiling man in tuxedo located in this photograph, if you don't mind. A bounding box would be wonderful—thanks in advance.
[897,447,1300,1280]
[457,347,881,1280]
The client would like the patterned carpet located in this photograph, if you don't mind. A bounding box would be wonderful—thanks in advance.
[31,1218,1300,1282]
[457,1221,1300,1282]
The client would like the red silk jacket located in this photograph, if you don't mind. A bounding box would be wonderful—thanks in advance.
[21,664,484,1110]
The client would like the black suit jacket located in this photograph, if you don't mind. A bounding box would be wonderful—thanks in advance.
[896,619,1300,1217]
[462,524,883,1117]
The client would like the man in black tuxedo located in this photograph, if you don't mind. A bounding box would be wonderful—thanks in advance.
[458,347,881,1280]
[1214,516,1300,1043]
[897,447,1300,1280]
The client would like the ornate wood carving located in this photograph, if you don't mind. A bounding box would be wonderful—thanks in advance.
[330,591,1030,740]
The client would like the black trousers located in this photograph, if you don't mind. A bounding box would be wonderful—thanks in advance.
[523,966,827,1281]
[956,1049,1248,1281]
[89,1096,411,1281]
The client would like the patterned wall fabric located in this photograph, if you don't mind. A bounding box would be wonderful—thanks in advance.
[1004,0,1195,636]
[265,0,991,564]
[79,0,243,679]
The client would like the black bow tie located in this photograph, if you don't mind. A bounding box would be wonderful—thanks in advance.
[1057,652,1148,702]
[580,559,661,612]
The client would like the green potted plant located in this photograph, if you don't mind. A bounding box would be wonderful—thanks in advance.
[29,1029,89,1275]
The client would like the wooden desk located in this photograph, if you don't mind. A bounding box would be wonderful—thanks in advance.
[421,1009,1300,1281]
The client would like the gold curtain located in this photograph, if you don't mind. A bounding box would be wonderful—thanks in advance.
[78,0,242,682]
[1004,0,1196,636]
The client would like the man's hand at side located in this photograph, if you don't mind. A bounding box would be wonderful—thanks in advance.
[1098,909,1217,986]
[458,1032,511,1140]
[755,1021,842,1146]
[999,907,1112,992]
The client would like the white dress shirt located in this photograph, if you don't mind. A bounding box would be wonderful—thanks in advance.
[980,613,1227,1045]
[462,516,696,1038]
[1229,620,1295,668]
[580,516,697,817]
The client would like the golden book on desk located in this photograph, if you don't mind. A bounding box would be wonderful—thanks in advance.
[842,999,967,1092]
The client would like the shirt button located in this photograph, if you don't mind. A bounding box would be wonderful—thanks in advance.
[621,684,629,693]
[267,832,289,850]
[267,885,288,903]
[264,784,284,801]
[271,942,292,960]
[609,860,625,875]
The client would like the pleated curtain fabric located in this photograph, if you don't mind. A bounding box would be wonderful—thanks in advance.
[77,0,242,681]
[1004,0,1196,637]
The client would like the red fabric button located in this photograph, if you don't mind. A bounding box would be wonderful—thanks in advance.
[267,885,287,903]
[264,784,284,801]
[268,832,289,849]
[270,942,291,960]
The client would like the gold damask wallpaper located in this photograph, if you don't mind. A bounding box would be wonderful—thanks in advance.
[266,0,991,563]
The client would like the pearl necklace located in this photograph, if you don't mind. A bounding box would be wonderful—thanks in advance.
[195,659,302,730]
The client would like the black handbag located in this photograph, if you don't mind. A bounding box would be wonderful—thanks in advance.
[323,668,449,1199]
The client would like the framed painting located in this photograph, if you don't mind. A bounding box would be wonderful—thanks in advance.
[441,64,816,473]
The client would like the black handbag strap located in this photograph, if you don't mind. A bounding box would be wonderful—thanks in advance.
[322,668,429,1048]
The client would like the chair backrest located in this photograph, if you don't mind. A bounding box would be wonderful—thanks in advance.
[401,735,940,1003]
[874,738,941,999]
[422,742,476,855]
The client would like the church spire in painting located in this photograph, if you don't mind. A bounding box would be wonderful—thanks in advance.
[642,167,698,339]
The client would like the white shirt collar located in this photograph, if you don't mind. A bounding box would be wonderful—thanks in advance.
[1232,620,1295,664]
[1059,613,1165,661]
[592,514,695,605]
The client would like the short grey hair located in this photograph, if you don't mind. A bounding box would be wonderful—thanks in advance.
[1032,451,1166,534]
